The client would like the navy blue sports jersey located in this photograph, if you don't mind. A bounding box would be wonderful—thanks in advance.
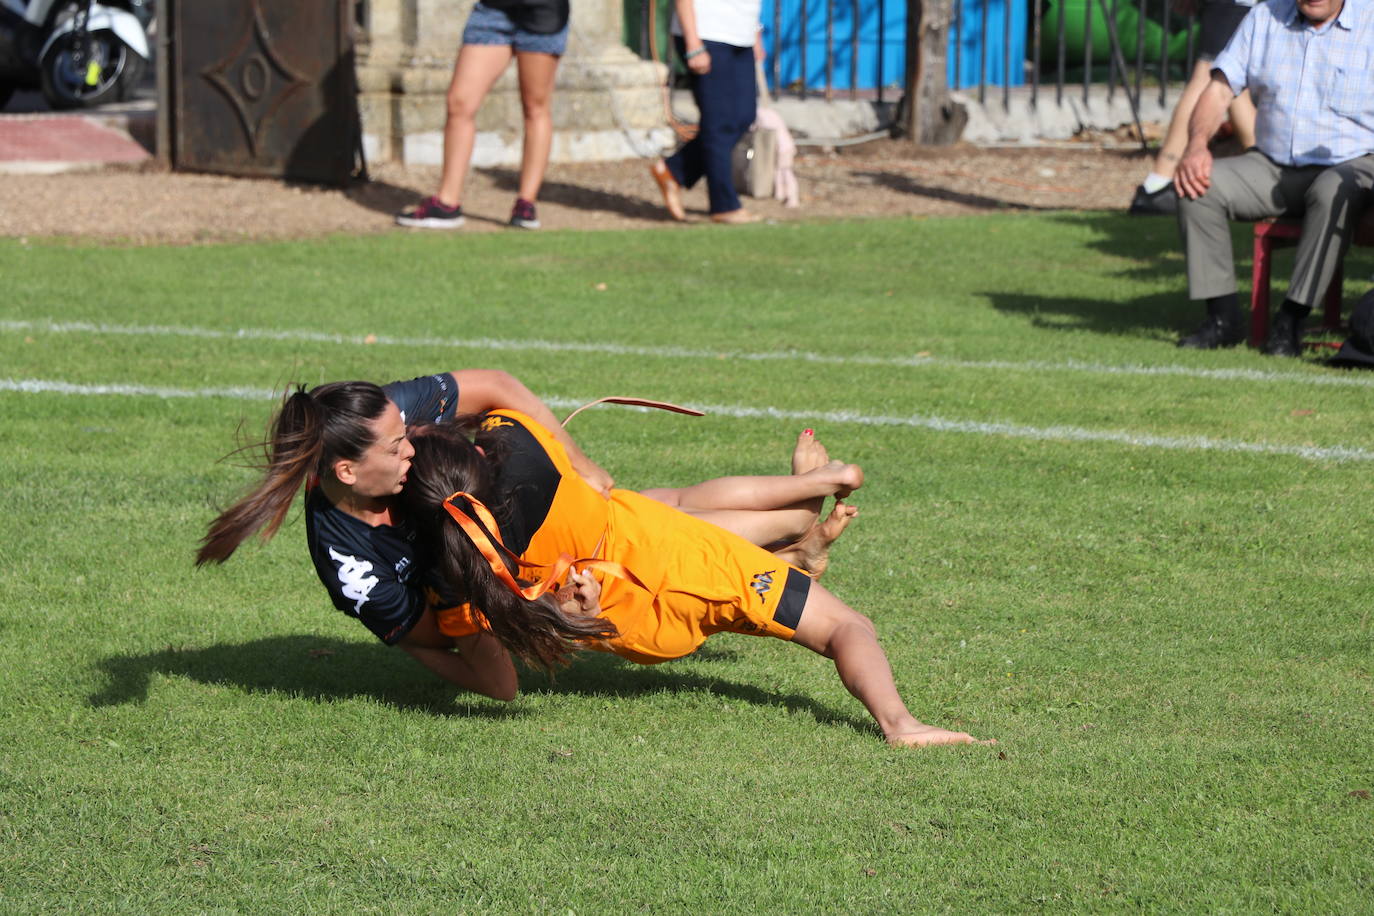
[386,372,458,428]
[304,373,459,644]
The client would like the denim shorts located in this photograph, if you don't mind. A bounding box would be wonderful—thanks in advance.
[462,3,570,55]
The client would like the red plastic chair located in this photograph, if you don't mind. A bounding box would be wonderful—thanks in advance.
[1250,212,1374,348]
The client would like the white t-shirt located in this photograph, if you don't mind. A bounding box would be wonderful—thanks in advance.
[672,0,762,48]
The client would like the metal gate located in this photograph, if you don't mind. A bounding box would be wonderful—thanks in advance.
[160,0,359,184]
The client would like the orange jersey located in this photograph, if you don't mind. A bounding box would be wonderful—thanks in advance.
[436,410,811,663]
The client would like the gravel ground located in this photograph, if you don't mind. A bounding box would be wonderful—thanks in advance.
[0,139,1154,244]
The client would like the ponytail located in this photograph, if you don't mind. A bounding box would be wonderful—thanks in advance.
[402,423,618,670]
[196,381,390,565]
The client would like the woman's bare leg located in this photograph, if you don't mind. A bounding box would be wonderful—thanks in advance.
[514,50,560,202]
[1150,58,1215,181]
[1229,89,1256,149]
[436,44,514,207]
[789,583,993,747]
[641,460,863,514]
[679,506,821,551]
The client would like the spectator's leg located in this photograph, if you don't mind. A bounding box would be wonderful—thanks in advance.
[1178,150,1286,302]
[665,39,705,191]
[1288,155,1374,309]
[1150,59,1217,183]
[514,50,560,204]
[437,44,515,207]
[1228,89,1256,150]
[705,45,757,216]
[694,41,749,215]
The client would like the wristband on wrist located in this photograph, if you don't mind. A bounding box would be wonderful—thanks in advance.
[684,47,706,59]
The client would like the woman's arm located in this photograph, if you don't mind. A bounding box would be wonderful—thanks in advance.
[451,369,614,495]
[396,609,518,701]
[675,0,710,74]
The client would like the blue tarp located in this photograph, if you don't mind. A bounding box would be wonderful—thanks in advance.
[759,0,1026,91]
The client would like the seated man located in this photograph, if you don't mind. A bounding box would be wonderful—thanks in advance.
[1174,0,1374,356]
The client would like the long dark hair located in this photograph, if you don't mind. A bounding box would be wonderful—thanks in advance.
[401,421,617,670]
[197,381,391,565]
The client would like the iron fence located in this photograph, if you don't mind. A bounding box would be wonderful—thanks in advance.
[628,0,1204,118]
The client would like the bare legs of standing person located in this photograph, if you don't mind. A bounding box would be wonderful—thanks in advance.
[396,41,561,229]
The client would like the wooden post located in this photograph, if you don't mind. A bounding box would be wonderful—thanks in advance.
[901,0,964,144]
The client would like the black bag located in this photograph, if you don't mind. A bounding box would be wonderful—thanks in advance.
[1330,287,1374,369]
[480,0,570,35]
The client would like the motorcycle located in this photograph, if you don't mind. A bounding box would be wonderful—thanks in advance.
[0,0,152,110]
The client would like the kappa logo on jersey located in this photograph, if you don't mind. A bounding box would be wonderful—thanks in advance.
[750,570,776,603]
[480,415,515,431]
[329,546,379,614]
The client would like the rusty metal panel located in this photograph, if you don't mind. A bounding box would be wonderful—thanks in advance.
[167,0,358,184]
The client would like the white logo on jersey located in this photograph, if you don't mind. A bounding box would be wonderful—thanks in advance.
[329,546,379,614]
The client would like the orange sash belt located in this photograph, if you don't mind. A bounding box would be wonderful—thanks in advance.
[441,491,651,603]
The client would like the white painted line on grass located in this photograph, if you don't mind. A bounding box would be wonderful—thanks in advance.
[5,376,1371,464]
[5,318,1374,389]
[0,377,277,400]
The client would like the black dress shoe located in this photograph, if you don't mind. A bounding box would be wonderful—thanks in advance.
[1261,310,1304,357]
[1129,183,1179,216]
[1177,314,1245,349]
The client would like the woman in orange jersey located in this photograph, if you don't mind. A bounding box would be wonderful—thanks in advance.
[399,411,993,748]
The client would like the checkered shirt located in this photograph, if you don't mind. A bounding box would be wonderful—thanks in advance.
[1213,0,1374,166]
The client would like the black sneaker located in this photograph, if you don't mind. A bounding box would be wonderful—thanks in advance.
[396,196,465,229]
[509,198,540,229]
[1261,310,1304,358]
[1177,314,1245,349]
[1129,183,1179,216]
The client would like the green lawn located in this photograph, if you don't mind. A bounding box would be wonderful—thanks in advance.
[1,214,1371,912]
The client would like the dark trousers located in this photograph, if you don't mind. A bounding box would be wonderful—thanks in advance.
[666,39,757,215]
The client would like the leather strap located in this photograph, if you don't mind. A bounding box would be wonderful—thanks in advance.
[561,396,704,427]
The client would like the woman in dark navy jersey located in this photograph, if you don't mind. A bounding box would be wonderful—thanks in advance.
[197,370,607,700]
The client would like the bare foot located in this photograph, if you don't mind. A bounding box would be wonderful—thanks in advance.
[791,429,829,475]
[886,724,996,747]
[776,500,858,578]
[820,460,864,499]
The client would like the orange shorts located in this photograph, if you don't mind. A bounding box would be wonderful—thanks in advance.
[570,490,813,665]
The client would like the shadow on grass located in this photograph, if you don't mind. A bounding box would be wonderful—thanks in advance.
[485,167,668,221]
[526,645,877,739]
[978,211,1220,340]
[982,289,1199,340]
[89,635,874,737]
[1050,210,1189,272]
[89,635,521,719]
[850,169,1065,211]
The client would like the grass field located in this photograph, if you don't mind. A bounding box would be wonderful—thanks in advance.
[2,213,1372,912]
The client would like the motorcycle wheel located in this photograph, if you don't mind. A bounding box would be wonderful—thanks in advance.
[39,29,142,110]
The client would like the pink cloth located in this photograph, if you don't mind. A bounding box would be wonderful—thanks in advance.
[754,107,799,208]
